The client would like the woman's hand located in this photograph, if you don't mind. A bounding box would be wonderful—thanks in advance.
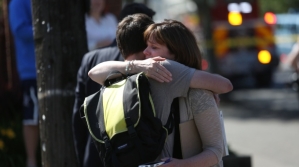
[138,57,172,83]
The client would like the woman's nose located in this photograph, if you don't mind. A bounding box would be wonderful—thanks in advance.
[143,48,149,57]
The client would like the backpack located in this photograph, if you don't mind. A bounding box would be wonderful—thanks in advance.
[80,72,173,167]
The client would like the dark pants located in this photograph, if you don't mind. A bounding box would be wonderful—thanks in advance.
[72,106,103,167]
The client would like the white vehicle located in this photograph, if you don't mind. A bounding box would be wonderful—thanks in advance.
[273,13,299,89]
[274,13,299,66]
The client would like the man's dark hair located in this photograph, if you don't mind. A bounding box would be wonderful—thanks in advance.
[116,14,154,58]
[119,3,156,21]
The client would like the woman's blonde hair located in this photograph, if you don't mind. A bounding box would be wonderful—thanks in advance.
[144,19,202,70]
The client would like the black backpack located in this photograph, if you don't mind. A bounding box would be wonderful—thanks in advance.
[80,72,173,167]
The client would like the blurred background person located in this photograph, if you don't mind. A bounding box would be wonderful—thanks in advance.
[8,0,39,167]
[284,35,299,93]
[285,36,299,72]
[85,0,118,51]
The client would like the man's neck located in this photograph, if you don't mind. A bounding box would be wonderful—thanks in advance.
[125,52,145,61]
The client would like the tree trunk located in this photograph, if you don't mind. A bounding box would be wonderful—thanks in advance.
[31,0,88,166]
[2,0,15,91]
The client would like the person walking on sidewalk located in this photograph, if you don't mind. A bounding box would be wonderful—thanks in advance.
[9,0,39,167]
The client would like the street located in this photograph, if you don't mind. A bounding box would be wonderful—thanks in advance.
[220,88,299,167]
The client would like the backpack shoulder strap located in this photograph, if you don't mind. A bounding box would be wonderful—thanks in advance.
[104,70,127,87]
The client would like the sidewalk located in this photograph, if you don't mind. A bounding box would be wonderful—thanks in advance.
[220,88,299,167]
[223,118,299,167]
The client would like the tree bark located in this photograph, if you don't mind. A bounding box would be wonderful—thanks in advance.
[31,0,87,166]
[2,0,14,91]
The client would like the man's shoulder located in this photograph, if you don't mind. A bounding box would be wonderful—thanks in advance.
[85,46,121,59]
[162,60,195,85]
[162,60,190,71]
[83,46,123,64]
[163,59,192,67]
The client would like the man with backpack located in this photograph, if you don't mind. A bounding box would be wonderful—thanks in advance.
[81,13,172,167]
[72,3,156,167]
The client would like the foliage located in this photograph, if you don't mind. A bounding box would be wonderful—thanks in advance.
[0,94,26,167]
[258,0,299,15]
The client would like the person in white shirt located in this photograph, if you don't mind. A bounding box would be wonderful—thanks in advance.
[286,36,299,72]
[85,0,118,51]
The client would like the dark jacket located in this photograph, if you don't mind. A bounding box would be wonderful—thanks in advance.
[72,44,123,167]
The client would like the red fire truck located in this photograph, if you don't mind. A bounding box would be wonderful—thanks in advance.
[210,0,279,88]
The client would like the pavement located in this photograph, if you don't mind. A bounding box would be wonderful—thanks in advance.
[219,88,299,167]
